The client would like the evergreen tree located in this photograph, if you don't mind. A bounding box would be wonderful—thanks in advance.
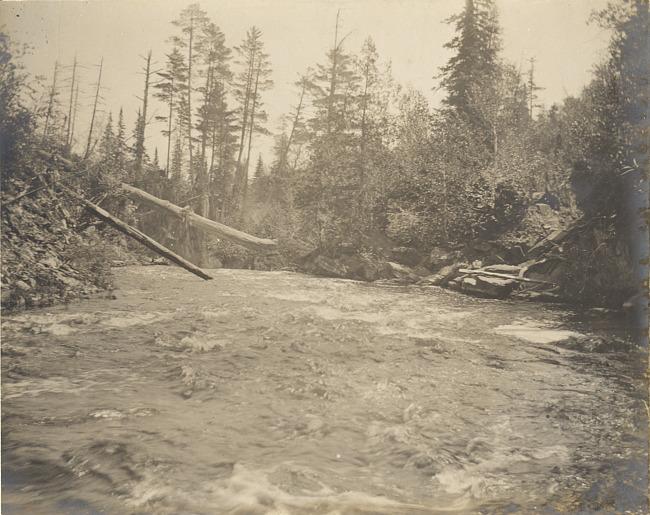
[229,26,273,220]
[170,3,211,186]
[295,27,362,240]
[195,21,232,188]
[439,0,501,117]
[153,46,188,177]
[0,33,38,189]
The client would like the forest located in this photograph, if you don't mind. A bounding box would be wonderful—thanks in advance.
[1,0,648,313]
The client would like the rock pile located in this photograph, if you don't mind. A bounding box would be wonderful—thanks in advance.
[1,188,115,311]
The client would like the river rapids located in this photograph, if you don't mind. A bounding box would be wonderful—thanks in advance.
[2,266,648,514]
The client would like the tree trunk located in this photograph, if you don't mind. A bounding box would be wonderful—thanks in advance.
[65,56,78,151]
[121,183,278,253]
[61,186,213,281]
[84,58,103,160]
[135,51,152,172]
[42,62,59,143]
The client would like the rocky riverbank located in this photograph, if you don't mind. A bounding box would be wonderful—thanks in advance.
[294,206,646,314]
[2,182,645,318]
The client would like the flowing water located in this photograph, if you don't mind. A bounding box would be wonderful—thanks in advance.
[2,266,648,514]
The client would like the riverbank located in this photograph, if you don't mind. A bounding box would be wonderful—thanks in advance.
[2,183,645,319]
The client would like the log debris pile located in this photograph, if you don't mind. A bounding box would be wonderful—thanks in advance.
[296,216,642,310]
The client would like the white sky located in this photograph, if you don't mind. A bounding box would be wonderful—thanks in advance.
[2,0,612,165]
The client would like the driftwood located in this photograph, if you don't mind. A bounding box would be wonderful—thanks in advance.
[61,186,213,281]
[458,268,555,285]
[120,183,277,254]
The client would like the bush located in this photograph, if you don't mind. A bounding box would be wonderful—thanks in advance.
[385,209,430,247]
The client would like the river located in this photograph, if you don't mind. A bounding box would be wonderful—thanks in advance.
[2,265,648,514]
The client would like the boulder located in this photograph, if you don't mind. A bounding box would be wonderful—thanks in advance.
[340,254,392,282]
[387,262,422,284]
[512,290,562,303]
[447,277,463,291]
[418,262,469,286]
[304,255,348,279]
[421,247,464,271]
[389,247,423,268]
[461,275,516,299]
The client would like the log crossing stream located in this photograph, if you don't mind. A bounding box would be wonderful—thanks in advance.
[1,266,648,514]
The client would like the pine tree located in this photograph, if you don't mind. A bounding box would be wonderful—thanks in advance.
[97,112,117,183]
[229,26,273,219]
[294,14,363,239]
[0,33,37,177]
[439,0,501,117]
[64,56,78,152]
[195,21,232,189]
[170,3,211,186]
[254,154,265,178]
[154,47,187,177]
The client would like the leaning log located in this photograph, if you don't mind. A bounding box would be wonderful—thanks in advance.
[61,186,213,281]
[36,150,277,255]
[120,183,278,254]
[458,268,554,285]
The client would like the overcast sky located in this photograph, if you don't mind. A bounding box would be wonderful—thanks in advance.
[2,0,612,164]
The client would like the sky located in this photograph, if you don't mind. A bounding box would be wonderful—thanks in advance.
[1,0,613,166]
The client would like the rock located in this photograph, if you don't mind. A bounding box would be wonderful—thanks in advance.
[304,255,348,278]
[418,262,469,286]
[447,277,463,291]
[461,275,516,299]
[387,262,421,283]
[15,280,31,291]
[389,247,423,268]
[413,266,432,277]
[340,255,392,282]
[512,290,562,303]
[337,242,357,256]
[1,288,14,304]
[421,247,464,271]
[536,203,554,217]
[58,275,81,288]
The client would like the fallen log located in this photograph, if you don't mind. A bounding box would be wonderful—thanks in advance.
[60,186,213,281]
[120,183,277,254]
[36,150,277,255]
[458,268,555,285]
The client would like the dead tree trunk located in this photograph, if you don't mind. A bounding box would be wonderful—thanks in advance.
[61,186,213,281]
[120,183,278,254]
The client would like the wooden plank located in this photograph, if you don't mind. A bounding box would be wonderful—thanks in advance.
[61,186,213,281]
[120,183,278,254]
[458,268,554,285]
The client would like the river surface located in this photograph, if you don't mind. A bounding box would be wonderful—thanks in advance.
[2,266,648,514]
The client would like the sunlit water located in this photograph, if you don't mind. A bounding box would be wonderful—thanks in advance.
[2,266,648,514]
